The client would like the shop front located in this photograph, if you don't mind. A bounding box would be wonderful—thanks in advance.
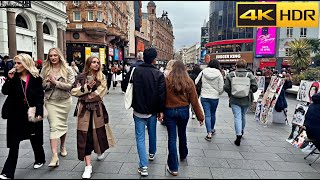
[208,52,254,69]
[281,57,292,68]
[259,58,276,69]
[66,43,106,65]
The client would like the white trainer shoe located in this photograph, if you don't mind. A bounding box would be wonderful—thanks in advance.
[97,152,106,161]
[82,165,92,179]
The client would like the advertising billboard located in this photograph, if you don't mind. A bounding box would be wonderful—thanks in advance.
[119,49,123,61]
[114,48,119,60]
[255,27,276,57]
[200,50,207,60]
[201,27,209,37]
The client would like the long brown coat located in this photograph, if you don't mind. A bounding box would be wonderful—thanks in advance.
[71,73,109,160]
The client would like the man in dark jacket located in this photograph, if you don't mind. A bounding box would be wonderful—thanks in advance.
[224,59,258,146]
[3,56,14,79]
[304,92,320,150]
[122,52,144,93]
[123,48,166,177]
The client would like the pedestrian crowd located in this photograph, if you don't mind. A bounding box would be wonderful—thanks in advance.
[2,47,315,179]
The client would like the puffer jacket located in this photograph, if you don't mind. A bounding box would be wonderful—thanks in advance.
[304,93,320,142]
[195,68,224,99]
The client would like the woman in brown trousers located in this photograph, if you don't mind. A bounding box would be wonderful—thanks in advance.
[71,56,109,179]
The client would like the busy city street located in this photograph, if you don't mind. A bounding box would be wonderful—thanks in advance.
[0,1,320,179]
[0,88,319,179]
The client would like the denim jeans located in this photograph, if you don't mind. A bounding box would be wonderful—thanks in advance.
[133,114,157,168]
[201,98,219,134]
[165,106,189,172]
[231,104,249,135]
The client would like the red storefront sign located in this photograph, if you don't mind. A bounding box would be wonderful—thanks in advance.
[260,58,276,69]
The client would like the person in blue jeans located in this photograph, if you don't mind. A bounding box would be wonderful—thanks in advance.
[223,59,258,146]
[165,61,204,176]
[195,59,224,141]
[123,48,166,177]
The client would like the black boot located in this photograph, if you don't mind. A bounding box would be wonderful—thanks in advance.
[234,135,242,146]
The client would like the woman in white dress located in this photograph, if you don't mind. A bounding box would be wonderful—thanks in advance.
[41,47,75,167]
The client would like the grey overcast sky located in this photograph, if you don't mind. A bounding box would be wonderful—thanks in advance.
[142,1,209,51]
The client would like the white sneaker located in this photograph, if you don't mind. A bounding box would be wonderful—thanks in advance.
[33,162,44,169]
[82,165,92,179]
[97,152,106,161]
[0,174,10,179]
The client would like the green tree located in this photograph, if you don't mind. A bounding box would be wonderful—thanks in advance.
[308,38,320,54]
[288,39,312,73]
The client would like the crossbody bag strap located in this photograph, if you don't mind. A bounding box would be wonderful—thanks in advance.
[129,67,136,82]
[196,71,203,85]
[20,79,30,108]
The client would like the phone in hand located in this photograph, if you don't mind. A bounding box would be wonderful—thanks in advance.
[87,76,94,84]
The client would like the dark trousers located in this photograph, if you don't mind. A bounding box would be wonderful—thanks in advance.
[107,75,112,90]
[113,81,118,88]
[84,111,94,156]
[1,135,45,179]
[164,106,189,172]
[306,128,320,150]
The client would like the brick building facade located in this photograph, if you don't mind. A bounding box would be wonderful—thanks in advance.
[65,1,129,66]
[147,1,174,63]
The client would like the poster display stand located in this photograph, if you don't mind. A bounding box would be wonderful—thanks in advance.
[287,80,319,153]
[254,76,285,126]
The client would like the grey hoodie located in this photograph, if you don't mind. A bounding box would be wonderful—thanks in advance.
[195,68,224,99]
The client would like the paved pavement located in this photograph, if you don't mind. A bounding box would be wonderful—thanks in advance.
[0,87,320,179]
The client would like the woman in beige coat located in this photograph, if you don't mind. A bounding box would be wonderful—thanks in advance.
[71,56,110,179]
[41,47,74,167]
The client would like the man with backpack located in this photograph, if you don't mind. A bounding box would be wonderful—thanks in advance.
[224,59,258,146]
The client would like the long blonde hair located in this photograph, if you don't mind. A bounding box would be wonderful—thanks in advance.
[84,56,106,87]
[42,47,70,79]
[14,53,40,78]
[166,59,177,71]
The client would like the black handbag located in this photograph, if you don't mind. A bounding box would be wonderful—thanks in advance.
[1,96,11,119]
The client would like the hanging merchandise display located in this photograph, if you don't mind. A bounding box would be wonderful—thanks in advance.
[257,76,285,126]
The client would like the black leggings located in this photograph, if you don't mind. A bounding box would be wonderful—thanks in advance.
[84,111,94,156]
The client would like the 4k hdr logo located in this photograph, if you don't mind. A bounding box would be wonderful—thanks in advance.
[236,2,319,27]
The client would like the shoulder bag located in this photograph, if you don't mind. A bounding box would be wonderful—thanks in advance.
[20,77,48,123]
[124,67,135,110]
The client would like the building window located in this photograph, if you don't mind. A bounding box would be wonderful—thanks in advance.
[73,11,80,21]
[97,11,102,22]
[43,23,50,35]
[87,1,93,4]
[287,27,293,38]
[73,1,79,6]
[88,11,94,21]
[300,28,307,37]
[285,48,292,57]
[16,15,28,29]
[96,1,102,5]
[108,10,112,25]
